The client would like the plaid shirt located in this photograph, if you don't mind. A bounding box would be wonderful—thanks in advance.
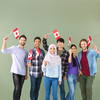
[42,38,69,77]
[28,47,45,78]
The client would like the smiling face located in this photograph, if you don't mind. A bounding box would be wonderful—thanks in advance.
[71,46,77,54]
[34,39,41,48]
[57,41,64,48]
[81,41,88,51]
[50,47,56,54]
[19,37,27,46]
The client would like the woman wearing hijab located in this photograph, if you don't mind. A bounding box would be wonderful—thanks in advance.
[42,44,62,100]
[65,44,79,100]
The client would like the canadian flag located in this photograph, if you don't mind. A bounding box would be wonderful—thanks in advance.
[36,48,41,59]
[13,28,19,39]
[28,49,33,60]
[88,36,92,47]
[68,37,71,48]
[53,29,61,40]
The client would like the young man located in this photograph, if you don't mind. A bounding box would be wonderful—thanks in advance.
[1,35,28,100]
[42,34,69,100]
[78,39,100,100]
[27,37,45,100]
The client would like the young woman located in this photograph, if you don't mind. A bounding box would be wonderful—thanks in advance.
[66,44,79,100]
[42,44,62,100]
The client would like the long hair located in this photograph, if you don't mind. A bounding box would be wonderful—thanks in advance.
[70,44,77,67]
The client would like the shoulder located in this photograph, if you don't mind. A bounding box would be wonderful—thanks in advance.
[40,48,45,53]
[78,51,82,55]
[63,48,69,56]
[88,49,97,54]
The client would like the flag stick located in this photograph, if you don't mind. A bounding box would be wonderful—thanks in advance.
[48,32,52,35]
[7,31,13,37]
[92,40,94,45]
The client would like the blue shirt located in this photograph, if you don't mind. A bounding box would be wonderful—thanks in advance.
[42,64,62,81]
[78,49,100,76]
[1,46,28,76]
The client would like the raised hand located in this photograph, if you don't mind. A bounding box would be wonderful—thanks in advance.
[44,34,48,39]
[3,36,8,43]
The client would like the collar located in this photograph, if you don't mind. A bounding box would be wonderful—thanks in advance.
[81,49,90,53]
[18,45,25,50]
[57,47,66,52]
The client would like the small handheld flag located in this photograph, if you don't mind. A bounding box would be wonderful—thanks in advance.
[36,48,41,59]
[68,36,71,48]
[53,29,61,40]
[13,28,19,39]
[28,49,33,60]
[88,36,92,47]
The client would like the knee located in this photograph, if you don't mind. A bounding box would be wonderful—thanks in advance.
[86,86,92,91]
[14,85,21,92]
[69,90,75,96]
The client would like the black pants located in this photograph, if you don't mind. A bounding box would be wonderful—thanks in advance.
[13,73,25,100]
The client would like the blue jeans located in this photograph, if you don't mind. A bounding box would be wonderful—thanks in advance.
[65,75,77,100]
[44,76,58,100]
[59,79,65,100]
[30,76,42,100]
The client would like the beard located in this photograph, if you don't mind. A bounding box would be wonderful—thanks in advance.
[20,43,25,46]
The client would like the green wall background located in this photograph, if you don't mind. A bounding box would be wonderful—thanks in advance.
[0,0,100,100]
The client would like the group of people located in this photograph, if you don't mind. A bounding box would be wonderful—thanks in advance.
[1,34,100,100]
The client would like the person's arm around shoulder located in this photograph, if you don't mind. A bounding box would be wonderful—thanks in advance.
[42,34,49,51]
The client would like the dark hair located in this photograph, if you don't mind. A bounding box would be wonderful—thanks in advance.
[19,35,27,40]
[34,37,41,42]
[79,39,88,49]
[57,38,64,43]
[70,44,77,67]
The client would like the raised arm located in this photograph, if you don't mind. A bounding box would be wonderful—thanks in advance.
[68,49,72,63]
[93,45,100,56]
[1,36,14,54]
[1,36,8,50]
[42,34,49,51]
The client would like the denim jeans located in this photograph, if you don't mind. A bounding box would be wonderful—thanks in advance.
[44,76,58,100]
[59,79,65,100]
[30,76,42,100]
[65,74,77,100]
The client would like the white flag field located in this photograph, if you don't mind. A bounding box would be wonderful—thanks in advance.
[7,28,19,39]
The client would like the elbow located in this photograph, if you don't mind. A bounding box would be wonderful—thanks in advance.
[1,49,6,54]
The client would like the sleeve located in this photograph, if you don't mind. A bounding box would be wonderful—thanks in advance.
[58,64,62,81]
[42,62,46,76]
[42,38,49,51]
[64,52,69,76]
[78,53,81,70]
[27,50,32,64]
[25,52,28,66]
[92,50,100,58]
[1,46,14,54]
[42,49,45,59]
